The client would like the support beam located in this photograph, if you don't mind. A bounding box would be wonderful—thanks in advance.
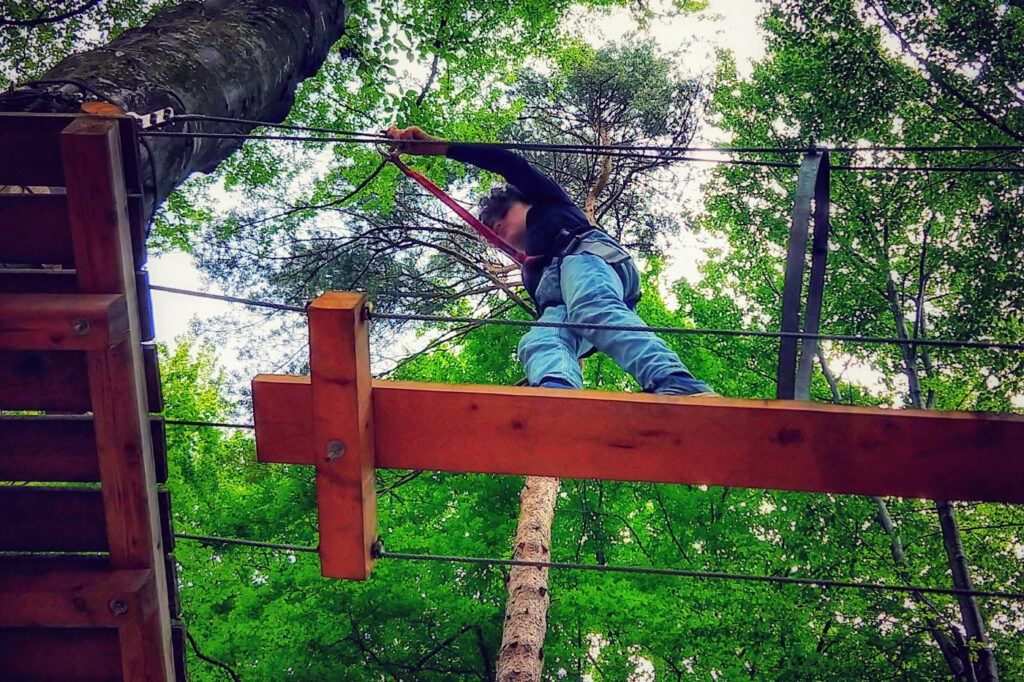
[61,114,173,681]
[254,376,1024,504]
[0,293,128,350]
[307,292,377,580]
[0,567,156,628]
[252,292,1024,580]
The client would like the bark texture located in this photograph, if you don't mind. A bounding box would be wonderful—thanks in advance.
[495,475,559,682]
[0,0,350,220]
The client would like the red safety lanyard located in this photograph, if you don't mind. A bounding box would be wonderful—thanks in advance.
[388,153,529,265]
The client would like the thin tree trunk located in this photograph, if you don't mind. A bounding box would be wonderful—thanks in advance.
[883,275,998,681]
[0,0,350,220]
[817,350,968,678]
[496,475,559,682]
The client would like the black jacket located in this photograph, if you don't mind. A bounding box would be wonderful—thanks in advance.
[446,143,593,254]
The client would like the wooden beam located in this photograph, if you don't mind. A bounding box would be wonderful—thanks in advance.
[0,348,161,412]
[0,487,108,552]
[253,374,312,464]
[253,378,1024,504]
[0,567,156,628]
[0,112,141,192]
[0,293,128,350]
[0,628,122,681]
[307,292,377,580]
[62,114,174,681]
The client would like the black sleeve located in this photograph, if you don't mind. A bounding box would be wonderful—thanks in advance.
[446,143,572,205]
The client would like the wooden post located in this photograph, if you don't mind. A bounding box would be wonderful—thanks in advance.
[307,292,377,579]
[61,115,174,681]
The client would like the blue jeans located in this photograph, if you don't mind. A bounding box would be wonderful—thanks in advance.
[518,238,712,395]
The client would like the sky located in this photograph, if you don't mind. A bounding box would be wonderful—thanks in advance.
[147,0,768,364]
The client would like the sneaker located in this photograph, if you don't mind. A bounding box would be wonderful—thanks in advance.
[652,373,716,396]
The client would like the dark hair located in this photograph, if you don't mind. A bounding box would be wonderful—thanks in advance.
[478,184,525,227]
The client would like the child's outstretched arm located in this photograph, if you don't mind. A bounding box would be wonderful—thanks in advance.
[386,126,570,206]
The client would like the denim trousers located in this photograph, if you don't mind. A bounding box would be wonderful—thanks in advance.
[518,242,712,394]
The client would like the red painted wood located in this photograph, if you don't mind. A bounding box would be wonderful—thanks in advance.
[62,115,173,680]
[253,374,313,464]
[308,292,377,580]
[0,293,128,350]
[252,378,1024,503]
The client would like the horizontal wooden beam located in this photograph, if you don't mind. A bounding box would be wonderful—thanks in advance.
[0,566,156,628]
[0,293,128,350]
[0,627,122,680]
[253,376,1024,503]
[0,345,162,412]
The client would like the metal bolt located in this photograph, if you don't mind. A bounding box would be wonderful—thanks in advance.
[326,440,346,461]
[360,303,373,321]
[107,599,128,616]
[71,318,91,336]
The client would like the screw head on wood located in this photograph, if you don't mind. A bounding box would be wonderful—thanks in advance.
[107,598,128,616]
[326,440,346,461]
[71,318,91,336]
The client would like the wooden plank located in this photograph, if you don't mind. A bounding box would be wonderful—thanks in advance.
[0,415,100,481]
[253,377,1024,503]
[152,417,168,484]
[376,383,1024,503]
[0,565,156,628]
[165,556,180,619]
[0,193,146,269]
[0,193,75,265]
[0,348,160,412]
[308,292,377,580]
[0,415,163,483]
[62,114,173,680]
[0,486,107,552]
[0,628,121,681]
[0,350,89,410]
[172,621,188,682]
[0,293,128,350]
[0,112,140,192]
[136,268,155,342]
[253,374,314,464]
[0,268,155,343]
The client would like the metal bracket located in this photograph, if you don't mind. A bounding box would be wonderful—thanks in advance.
[126,107,175,129]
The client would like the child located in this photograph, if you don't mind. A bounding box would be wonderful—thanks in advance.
[387,126,714,396]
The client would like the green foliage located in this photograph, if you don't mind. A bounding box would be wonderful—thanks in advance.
[698,1,1024,678]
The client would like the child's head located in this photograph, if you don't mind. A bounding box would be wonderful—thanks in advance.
[480,184,530,251]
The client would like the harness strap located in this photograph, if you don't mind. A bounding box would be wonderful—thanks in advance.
[388,153,529,265]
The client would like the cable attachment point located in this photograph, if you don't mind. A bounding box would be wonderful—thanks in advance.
[370,537,384,559]
[127,107,175,129]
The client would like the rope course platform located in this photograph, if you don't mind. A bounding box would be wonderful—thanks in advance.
[0,112,185,681]
[252,292,1024,581]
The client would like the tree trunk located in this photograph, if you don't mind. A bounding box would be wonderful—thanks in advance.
[0,0,350,220]
[884,275,999,682]
[817,350,969,678]
[495,475,559,682]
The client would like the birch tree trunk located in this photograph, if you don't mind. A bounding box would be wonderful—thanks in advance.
[0,0,350,220]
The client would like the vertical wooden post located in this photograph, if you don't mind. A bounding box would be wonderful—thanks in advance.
[308,292,377,579]
[61,115,173,681]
